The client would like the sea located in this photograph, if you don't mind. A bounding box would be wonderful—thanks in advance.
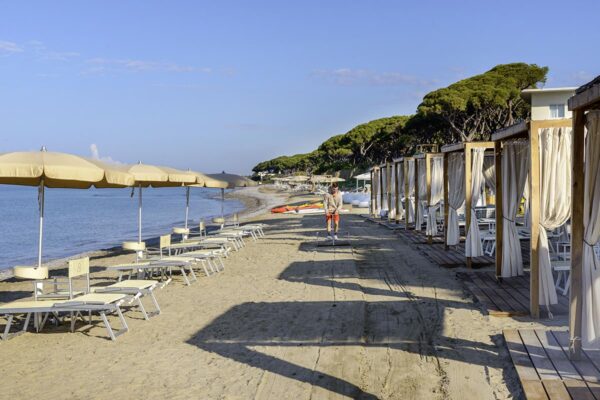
[0,185,245,270]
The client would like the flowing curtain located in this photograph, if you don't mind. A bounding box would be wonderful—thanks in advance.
[465,148,485,257]
[407,160,415,223]
[501,141,529,277]
[538,126,572,313]
[426,157,444,236]
[416,159,427,230]
[373,169,380,214]
[389,165,396,219]
[483,155,496,195]
[447,153,465,245]
[397,162,405,219]
[582,111,600,347]
[381,167,389,213]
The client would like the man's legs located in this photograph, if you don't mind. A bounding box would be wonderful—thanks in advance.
[326,214,332,237]
[333,214,340,239]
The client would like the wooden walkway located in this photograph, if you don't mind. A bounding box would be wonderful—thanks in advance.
[457,271,569,317]
[362,214,531,269]
[504,329,600,400]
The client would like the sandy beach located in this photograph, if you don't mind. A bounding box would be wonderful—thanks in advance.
[0,186,555,399]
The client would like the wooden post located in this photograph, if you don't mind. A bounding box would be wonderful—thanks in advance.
[394,161,400,223]
[465,144,473,268]
[443,153,449,250]
[529,121,541,319]
[404,160,411,230]
[426,154,433,244]
[569,109,586,360]
[495,141,504,279]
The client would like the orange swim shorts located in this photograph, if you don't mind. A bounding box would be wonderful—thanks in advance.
[326,213,340,223]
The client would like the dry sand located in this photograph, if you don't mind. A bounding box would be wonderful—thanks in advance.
[0,187,555,399]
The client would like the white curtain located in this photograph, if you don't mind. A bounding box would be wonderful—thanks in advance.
[538,126,572,312]
[465,148,485,257]
[447,153,465,245]
[407,160,415,224]
[397,162,405,219]
[483,155,496,195]
[501,141,529,277]
[373,169,380,214]
[381,166,389,212]
[389,164,396,219]
[416,159,427,230]
[582,111,600,348]
[426,156,444,236]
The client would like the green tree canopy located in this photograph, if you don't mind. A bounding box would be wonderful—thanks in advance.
[418,63,548,141]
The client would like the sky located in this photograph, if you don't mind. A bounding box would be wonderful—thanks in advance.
[0,1,599,174]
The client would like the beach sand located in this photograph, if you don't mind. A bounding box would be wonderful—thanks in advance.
[0,186,546,399]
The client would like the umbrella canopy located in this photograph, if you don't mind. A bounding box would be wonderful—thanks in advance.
[188,171,228,189]
[124,163,197,187]
[0,149,136,274]
[84,158,136,188]
[207,172,257,188]
[0,150,106,188]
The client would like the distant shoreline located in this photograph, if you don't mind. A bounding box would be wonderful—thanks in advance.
[0,185,283,281]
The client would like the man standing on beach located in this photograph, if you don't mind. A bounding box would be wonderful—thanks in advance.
[324,183,343,240]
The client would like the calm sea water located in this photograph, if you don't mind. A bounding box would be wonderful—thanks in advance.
[0,185,245,270]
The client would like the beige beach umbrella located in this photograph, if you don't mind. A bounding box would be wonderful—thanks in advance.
[0,148,134,273]
[179,171,229,230]
[207,172,257,219]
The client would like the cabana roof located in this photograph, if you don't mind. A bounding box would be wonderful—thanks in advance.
[441,141,494,153]
[569,75,600,111]
[392,156,414,162]
[491,121,529,142]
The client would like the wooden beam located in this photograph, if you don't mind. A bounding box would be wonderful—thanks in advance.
[495,141,504,279]
[569,109,586,360]
[465,144,473,268]
[568,84,600,111]
[426,154,433,244]
[492,121,528,142]
[529,121,541,319]
[443,153,449,250]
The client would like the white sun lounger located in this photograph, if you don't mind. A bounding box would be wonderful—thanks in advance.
[34,257,164,320]
[0,292,131,341]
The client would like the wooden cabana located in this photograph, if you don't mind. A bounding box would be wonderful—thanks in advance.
[492,117,572,319]
[392,157,413,227]
[567,78,600,359]
[441,141,495,268]
[413,145,443,244]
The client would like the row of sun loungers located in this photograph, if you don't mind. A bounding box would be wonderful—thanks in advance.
[0,220,267,341]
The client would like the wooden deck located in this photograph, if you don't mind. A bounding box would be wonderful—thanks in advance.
[504,329,600,400]
[458,271,569,317]
[363,214,530,268]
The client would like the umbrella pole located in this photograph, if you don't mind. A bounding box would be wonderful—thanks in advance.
[221,188,224,220]
[37,181,45,269]
[185,186,190,230]
[138,184,142,243]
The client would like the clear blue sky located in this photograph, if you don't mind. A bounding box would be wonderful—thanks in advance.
[1,1,598,174]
